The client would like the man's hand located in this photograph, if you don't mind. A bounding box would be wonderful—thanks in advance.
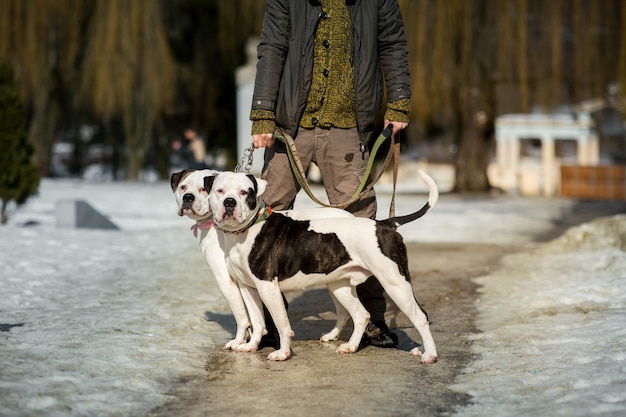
[384,120,408,137]
[253,133,275,148]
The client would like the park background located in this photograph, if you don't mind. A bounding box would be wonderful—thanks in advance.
[2,0,626,199]
[2,2,626,416]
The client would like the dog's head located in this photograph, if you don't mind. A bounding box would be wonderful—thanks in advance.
[204,171,267,233]
[170,169,219,221]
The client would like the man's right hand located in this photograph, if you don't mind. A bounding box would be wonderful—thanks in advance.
[252,133,275,148]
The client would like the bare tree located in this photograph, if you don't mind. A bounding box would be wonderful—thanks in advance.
[79,0,176,180]
[0,0,85,177]
[400,0,626,192]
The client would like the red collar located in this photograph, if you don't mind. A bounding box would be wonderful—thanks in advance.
[191,218,215,237]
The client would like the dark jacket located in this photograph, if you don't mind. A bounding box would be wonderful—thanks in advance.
[251,0,411,146]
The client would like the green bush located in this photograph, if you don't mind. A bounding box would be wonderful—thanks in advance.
[0,59,39,225]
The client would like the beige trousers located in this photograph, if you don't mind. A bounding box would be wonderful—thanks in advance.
[262,127,376,217]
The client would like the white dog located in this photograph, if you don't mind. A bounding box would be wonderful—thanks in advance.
[171,169,353,352]
[204,170,439,363]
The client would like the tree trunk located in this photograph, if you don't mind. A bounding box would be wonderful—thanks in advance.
[453,85,493,192]
[454,125,492,192]
[124,92,154,181]
[29,87,59,178]
[1,200,7,225]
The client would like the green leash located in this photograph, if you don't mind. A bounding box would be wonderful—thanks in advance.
[273,125,399,212]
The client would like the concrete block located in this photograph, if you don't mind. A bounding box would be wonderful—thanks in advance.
[56,200,119,230]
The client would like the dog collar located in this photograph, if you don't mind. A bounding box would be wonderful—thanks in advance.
[191,218,215,237]
[233,205,273,235]
[256,205,273,223]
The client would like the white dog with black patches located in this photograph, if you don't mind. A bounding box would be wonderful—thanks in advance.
[204,170,439,363]
[171,169,353,352]
[171,169,262,351]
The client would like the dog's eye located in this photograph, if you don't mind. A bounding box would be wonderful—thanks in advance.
[179,185,187,192]
[216,188,224,194]
[199,187,206,193]
[239,190,248,196]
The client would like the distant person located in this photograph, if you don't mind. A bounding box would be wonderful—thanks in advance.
[172,128,206,169]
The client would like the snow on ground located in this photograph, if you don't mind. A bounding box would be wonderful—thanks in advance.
[452,215,626,416]
[1,178,625,416]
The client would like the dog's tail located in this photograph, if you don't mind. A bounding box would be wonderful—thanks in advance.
[379,169,439,229]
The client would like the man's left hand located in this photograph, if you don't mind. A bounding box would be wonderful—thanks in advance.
[384,120,408,137]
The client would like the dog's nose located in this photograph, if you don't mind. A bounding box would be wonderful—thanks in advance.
[183,193,194,203]
[223,197,236,215]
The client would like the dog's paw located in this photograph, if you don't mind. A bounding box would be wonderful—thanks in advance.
[336,343,358,354]
[267,349,291,361]
[234,342,258,353]
[223,339,245,350]
[320,329,340,342]
[410,347,437,363]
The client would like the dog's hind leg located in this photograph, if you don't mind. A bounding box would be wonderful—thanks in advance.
[255,279,294,361]
[380,278,437,363]
[234,284,266,353]
[320,288,350,342]
[325,280,370,354]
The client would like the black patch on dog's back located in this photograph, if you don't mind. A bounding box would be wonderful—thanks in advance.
[375,222,410,282]
[249,213,352,281]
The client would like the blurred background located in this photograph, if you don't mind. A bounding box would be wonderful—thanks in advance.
[1,0,625,193]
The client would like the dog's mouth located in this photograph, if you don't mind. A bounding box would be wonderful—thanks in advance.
[224,207,235,218]
[219,197,240,221]
[216,203,244,225]
[178,207,194,217]
[178,204,211,220]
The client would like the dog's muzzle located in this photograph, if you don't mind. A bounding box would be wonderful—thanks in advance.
[223,197,237,217]
[182,193,194,209]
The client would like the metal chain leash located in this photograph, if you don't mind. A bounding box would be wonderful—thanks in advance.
[234,143,255,173]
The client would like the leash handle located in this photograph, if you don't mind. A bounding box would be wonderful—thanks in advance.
[361,123,394,160]
[381,123,394,140]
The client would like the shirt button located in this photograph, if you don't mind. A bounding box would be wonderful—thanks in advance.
[322,39,330,48]
[320,12,329,19]
[323,69,329,77]
[311,117,319,125]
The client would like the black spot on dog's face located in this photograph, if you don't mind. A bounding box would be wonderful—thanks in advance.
[203,175,217,194]
[245,174,259,210]
[245,187,257,210]
[170,169,195,192]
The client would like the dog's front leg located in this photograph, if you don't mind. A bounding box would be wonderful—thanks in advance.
[234,284,266,352]
[255,279,294,361]
[202,232,251,350]
[205,266,251,350]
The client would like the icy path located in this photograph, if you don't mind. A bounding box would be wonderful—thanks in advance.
[1,178,625,416]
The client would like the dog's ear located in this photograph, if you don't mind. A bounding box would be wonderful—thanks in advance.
[170,169,194,192]
[256,178,267,196]
[203,173,218,193]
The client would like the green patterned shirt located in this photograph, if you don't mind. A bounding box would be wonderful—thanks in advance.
[250,0,410,135]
